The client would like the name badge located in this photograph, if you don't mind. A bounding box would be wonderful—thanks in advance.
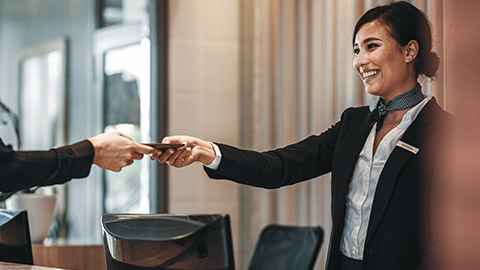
[396,141,419,154]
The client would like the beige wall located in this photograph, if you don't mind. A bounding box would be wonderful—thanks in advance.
[167,0,242,267]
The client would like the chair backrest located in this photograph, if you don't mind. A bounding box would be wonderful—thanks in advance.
[101,213,235,270]
[0,209,33,265]
[248,224,323,270]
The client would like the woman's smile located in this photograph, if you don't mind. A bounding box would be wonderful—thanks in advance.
[361,68,380,84]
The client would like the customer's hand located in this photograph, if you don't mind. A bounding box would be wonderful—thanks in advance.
[88,132,155,172]
[151,135,215,168]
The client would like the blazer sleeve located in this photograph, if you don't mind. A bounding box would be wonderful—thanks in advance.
[0,139,95,192]
[203,113,347,189]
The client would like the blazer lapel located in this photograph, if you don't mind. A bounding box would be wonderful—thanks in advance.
[365,99,438,245]
[332,111,375,228]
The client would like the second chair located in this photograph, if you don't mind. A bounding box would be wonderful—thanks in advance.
[248,224,323,270]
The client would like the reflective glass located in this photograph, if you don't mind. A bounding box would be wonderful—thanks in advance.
[103,39,151,213]
[98,0,150,28]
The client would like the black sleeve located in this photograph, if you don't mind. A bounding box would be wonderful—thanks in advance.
[203,116,344,189]
[0,139,95,193]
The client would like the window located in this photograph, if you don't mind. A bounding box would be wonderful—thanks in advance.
[98,0,149,28]
[95,24,151,214]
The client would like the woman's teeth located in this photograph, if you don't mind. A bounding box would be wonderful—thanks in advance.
[362,70,379,79]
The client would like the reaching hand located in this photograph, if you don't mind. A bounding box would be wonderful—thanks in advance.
[88,132,155,172]
[150,135,215,168]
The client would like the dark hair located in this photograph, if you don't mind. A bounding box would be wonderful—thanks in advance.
[353,1,439,79]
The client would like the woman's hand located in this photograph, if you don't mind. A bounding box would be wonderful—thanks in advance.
[151,135,215,168]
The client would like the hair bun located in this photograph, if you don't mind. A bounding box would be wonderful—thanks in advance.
[421,51,440,78]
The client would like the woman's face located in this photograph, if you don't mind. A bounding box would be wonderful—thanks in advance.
[353,20,415,102]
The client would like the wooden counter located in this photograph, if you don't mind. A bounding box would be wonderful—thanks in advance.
[0,261,67,269]
[32,243,106,270]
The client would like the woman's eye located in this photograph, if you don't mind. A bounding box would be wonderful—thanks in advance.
[367,43,378,50]
[353,48,360,55]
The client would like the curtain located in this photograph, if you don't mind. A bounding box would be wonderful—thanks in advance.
[238,0,444,269]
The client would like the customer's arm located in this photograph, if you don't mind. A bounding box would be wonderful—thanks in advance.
[0,138,94,192]
[0,132,154,192]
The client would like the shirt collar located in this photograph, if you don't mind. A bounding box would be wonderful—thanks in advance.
[369,101,377,112]
[397,95,432,129]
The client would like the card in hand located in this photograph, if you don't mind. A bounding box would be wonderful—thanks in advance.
[142,143,185,150]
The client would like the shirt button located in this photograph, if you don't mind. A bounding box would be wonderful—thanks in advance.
[366,248,373,255]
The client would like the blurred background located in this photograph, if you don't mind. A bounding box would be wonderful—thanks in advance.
[0,0,478,269]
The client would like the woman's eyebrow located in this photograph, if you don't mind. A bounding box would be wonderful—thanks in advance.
[362,37,382,44]
[354,37,381,47]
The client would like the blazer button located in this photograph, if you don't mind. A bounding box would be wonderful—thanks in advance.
[366,248,373,255]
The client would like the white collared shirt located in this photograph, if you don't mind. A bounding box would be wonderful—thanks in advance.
[340,96,432,260]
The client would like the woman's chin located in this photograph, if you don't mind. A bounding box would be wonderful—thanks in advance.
[364,86,380,96]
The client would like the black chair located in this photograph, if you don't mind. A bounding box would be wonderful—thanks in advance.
[101,213,235,270]
[0,209,33,265]
[247,224,323,270]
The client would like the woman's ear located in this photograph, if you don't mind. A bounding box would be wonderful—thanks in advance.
[405,40,419,63]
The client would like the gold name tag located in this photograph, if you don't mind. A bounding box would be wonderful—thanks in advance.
[396,141,419,154]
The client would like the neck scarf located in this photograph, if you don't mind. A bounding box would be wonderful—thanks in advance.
[372,83,424,131]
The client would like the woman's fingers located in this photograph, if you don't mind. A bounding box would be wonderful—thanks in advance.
[166,146,187,166]
[157,148,176,163]
[169,146,214,168]
[171,147,193,167]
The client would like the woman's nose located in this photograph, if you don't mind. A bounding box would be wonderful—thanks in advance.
[353,51,368,70]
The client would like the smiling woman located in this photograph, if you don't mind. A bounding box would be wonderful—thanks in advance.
[150,2,451,270]
[352,1,439,103]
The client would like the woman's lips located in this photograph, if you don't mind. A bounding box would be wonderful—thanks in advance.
[362,70,379,83]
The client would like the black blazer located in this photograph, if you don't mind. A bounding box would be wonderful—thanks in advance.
[205,98,450,270]
[0,139,94,192]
